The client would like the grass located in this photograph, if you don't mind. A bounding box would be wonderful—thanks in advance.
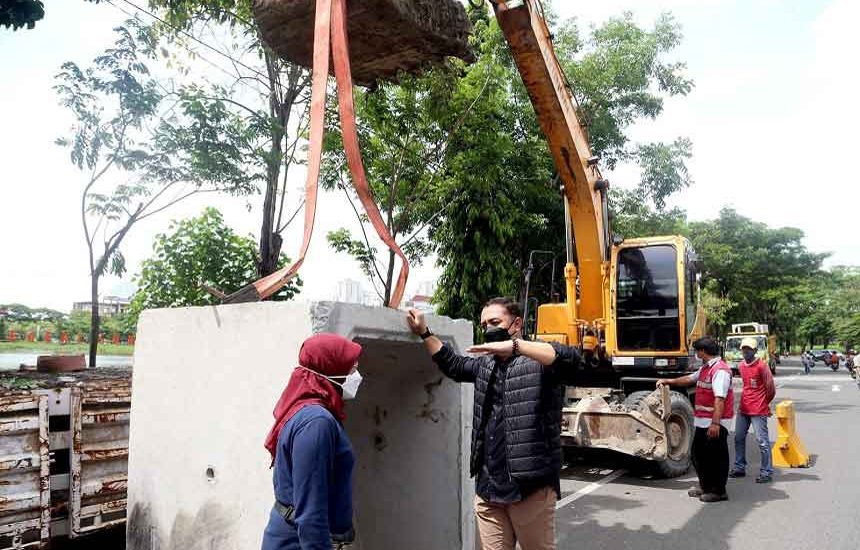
[0,341,134,356]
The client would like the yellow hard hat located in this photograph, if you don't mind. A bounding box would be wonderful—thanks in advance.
[740,337,758,350]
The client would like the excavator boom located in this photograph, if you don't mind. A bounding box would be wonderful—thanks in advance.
[493,0,609,323]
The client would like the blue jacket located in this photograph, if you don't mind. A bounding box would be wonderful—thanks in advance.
[262,405,355,550]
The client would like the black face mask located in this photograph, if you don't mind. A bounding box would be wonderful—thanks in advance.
[484,326,512,343]
[742,349,757,363]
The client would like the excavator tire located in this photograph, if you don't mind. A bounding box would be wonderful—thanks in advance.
[623,390,694,478]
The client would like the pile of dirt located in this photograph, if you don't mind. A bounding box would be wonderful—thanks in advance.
[253,0,474,85]
[0,367,131,393]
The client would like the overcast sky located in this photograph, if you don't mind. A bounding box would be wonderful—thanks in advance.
[1,0,857,312]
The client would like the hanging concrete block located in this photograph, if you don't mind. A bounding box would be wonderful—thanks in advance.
[126,301,475,550]
[253,0,475,85]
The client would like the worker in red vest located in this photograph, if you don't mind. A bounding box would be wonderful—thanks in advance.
[658,337,734,502]
[729,337,776,483]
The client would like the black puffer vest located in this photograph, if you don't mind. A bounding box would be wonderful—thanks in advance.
[469,355,565,482]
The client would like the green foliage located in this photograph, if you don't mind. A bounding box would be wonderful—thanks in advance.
[1,0,44,30]
[0,341,135,356]
[609,188,688,239]
[148,0,253,29]
[0,304,66,323]
[149,0,311,277]
[688,207,827,342]
[699,282,736,336]
[65,311,93,336]
[560,12,693,170]
[432,6,694,324]
[129,208,301,321]
[790,267,860,350]
[326,228,380,290]
[633,138,693,210]
[55,21,257,365]
[320,53,479,302]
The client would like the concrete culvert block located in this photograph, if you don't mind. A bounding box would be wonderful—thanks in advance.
[127,301,475,550]
[253,0,475,85]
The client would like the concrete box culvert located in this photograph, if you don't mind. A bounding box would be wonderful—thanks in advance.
[127,301,475,550]
[253,0,475,86]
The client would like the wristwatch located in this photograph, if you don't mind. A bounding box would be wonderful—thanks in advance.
[420,328,433,340]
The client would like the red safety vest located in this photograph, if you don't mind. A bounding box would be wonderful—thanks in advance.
[694,360,734,420]
[738,359,775,416]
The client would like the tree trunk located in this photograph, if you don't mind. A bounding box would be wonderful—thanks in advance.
[384,248,396,306]
[258,50,290,279]
[88,275,100,368]
[258,134,284,277]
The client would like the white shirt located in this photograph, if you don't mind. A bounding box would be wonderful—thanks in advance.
[689,357,732,429]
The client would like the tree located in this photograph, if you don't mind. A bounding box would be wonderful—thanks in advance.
[700,283,736,338]
[830,268,860,349]
[433,6,695,324]
[0,304,66,323]
[55,20,255,366]
[1,0,44,30]
[1,1,109,31]
[688,208,827,343]
[148,0,311,278]
[320,65,475,304]
[128,208,301,321]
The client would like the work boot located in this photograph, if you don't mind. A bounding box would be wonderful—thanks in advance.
[699,492,729,503]
[728,469,745,478]
[687,488,703,498]
[755,474,773,484]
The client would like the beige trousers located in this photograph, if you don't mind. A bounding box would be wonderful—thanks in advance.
[474,486,556,550]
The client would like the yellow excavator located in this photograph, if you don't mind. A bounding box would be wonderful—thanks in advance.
[253,0,704,476]
[491,0,704,476]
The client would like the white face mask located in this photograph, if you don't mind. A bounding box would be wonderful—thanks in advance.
[332,370,363,400]
[299,367,363,400]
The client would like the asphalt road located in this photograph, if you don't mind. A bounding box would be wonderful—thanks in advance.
[555,357,860,550]
[59,357,857,550]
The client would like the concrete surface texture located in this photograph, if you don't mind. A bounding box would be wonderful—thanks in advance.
[253,0,474,85]
[127,301,475,550]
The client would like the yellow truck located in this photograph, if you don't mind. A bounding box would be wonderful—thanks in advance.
[724,322,778,374]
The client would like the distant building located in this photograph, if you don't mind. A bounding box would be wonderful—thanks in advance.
[361,291,384,308]
[72,295,130,317]
[404,294,436,314]
[416,280,437,298]
[334,279,365,304]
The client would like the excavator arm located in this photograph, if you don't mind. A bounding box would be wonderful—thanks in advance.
[491,0,610,327]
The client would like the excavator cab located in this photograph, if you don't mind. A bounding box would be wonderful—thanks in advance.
[609,236,702,367]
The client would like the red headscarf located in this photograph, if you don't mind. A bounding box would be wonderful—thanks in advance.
[264,333,362,463]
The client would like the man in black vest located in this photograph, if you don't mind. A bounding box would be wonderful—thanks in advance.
[407,297,583,550]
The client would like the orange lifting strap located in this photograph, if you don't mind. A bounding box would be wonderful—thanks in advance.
[225,0,409,308]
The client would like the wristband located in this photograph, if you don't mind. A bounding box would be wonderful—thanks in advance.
[512,337,520,356]
[420,328,433,340]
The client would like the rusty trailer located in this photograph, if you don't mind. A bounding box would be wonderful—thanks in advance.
[0,369,131,548]
[0,395,50,549]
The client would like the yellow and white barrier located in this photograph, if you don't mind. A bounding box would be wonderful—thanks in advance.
[772,400,811,468]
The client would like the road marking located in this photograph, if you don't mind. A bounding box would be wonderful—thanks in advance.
[556,469,626,510]
[776,375,797,389]
[832,385,841,392]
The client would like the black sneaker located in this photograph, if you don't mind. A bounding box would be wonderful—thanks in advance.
[755,474,773,484]
[699,492,729,503]
[728,470,746,478]
[688,488,703,498]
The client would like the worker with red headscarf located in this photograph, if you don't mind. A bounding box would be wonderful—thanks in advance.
[262,333,363,550]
